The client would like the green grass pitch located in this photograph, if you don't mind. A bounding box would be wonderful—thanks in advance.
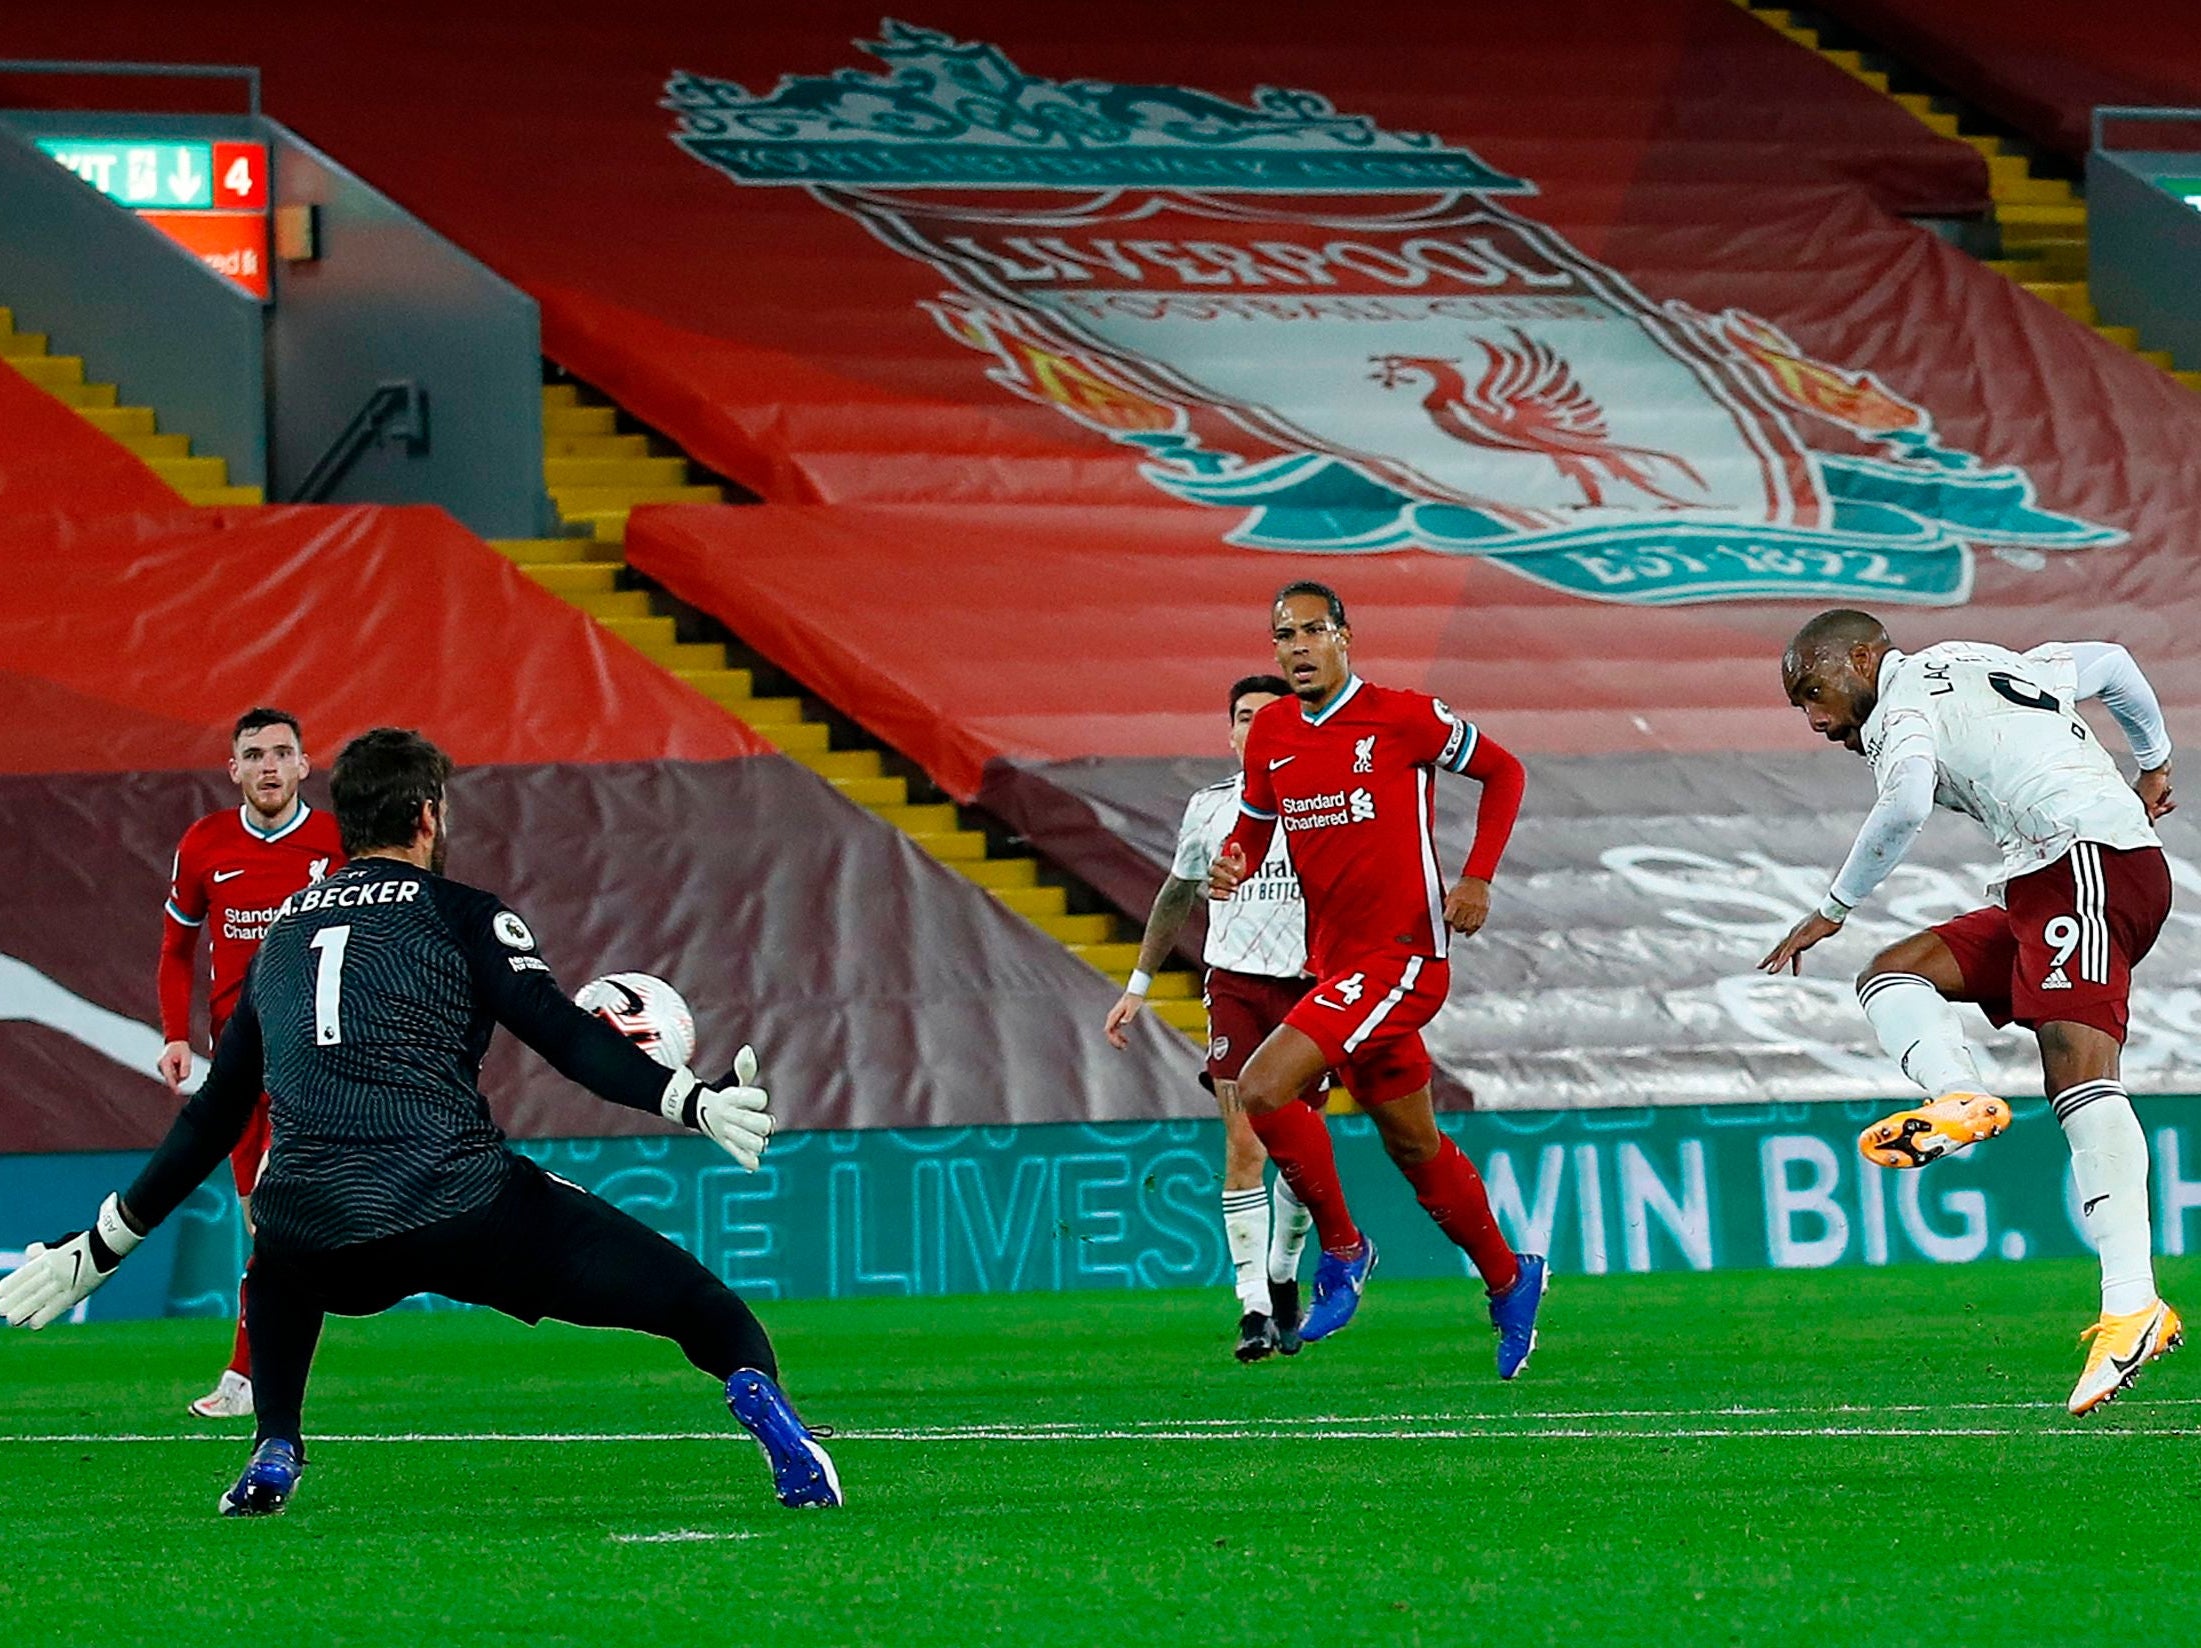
[4,1259,2198,1646]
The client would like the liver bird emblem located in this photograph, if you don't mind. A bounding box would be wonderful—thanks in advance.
[1371,332,1708,508]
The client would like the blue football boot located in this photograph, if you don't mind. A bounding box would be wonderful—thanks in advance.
[727,1369,842,1508]
[1297,1236,1377,1343]
[218,1437,303,1517]
[1489,1253,1548,1380]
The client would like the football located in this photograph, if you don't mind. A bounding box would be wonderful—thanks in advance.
[574,972,697,1069]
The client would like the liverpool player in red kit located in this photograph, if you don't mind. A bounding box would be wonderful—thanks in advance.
[158,708,345,1418]
[1209,583,1547,1376]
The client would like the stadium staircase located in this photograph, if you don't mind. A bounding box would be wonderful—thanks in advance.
[491,382,1213,1046]
[1734,1,2201,390]
[0,306,263,504]
[0,304,1208,1047]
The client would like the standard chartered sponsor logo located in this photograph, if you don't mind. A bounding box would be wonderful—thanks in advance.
[1280,789,1376,832]
[221,903,289,941]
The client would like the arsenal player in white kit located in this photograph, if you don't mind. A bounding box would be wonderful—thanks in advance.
[1208,582,1548,1376]
[1105,673,1326,1363]
[1761,610,2179,1414]
[158,709,345,1418]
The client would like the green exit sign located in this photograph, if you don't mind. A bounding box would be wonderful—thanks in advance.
[2155,174,2201,212]
[37,138,213,209]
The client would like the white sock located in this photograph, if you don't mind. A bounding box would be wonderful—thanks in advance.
[1269,1173,1312,1285]
[2056,1080,2157,1316]
[1857,972,1987,1096]
[1221,1187,1273,1316]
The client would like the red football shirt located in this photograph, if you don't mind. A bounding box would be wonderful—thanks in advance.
[160,801,346,1041]
[1237,677,1481,975]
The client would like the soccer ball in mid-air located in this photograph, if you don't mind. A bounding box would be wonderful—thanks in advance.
[575,973,697,1069]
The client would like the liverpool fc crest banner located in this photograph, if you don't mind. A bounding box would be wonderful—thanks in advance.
[663,21,2118,609]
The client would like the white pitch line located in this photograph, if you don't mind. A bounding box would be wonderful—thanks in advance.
[13,1396,2201,1448]
[4,1423,2195,1444]
[610,1529,754,1544]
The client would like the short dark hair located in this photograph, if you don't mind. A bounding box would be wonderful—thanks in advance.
[1228,674,1292,717]
[1273,579,1347,628]
[232,707,301,747]
[330,728,453,856]
[1789,608,1887,656]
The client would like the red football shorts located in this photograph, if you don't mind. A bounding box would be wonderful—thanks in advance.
[1933,842,2171,1043]
[1283,954,1451,1107]
[1202,967,1327,1103]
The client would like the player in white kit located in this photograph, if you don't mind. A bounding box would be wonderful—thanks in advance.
[1760,610,2179,1413]
[1104,674,1332,1361]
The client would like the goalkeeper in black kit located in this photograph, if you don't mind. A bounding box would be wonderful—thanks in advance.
[0,728,840,1514]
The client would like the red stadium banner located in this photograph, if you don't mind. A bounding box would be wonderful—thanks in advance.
[0,365,181,515]
[0,504,761,772]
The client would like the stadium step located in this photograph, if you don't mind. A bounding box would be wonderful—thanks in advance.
[115,431,192,460]
[0,305,263,505]
[1732,1,2201,392]
[521,560,623,597]
[543,456,688,487]
[544,405,617,437]
[496,373,1213,1043]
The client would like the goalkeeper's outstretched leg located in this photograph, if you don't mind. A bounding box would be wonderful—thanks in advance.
[229,1157,837,1513]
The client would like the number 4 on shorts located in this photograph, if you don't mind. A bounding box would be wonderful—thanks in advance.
[1315,972,1367,1010]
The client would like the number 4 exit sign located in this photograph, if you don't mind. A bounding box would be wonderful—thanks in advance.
[36,134,272,298]
[2156,174,2201,212]
[37,137,267,211]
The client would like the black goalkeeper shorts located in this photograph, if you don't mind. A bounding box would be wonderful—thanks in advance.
[247,1153,770,1372]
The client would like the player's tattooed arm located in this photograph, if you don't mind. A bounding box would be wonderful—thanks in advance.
[1106,875,1202,1047]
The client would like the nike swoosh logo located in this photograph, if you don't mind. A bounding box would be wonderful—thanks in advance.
[2110,1335,2156,1377]
[212,870,243,883]
[2084,1194,2110,1215]
[1267,757,1296,771]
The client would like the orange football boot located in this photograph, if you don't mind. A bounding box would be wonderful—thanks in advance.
[1858,1093,2012,1169]
[2070,1300,2183,1416]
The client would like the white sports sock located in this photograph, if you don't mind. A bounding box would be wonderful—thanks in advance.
[1857,972,1986,1097]
[1221,1187,1273,1315]
[1269,1173,1312,1286]
[2056,1080,2157,1316]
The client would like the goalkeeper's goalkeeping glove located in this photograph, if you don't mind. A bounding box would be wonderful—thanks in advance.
[660,1045,774,1170]
[0,1193,143,1330]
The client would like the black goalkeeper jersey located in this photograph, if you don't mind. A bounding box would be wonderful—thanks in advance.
[126,857,677,1251]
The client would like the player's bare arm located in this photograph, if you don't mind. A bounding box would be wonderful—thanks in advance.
[1443,876,1493,936]
[1105,874,1202,1048]
[1759,908,1845,975]
[2137,761,2175,820]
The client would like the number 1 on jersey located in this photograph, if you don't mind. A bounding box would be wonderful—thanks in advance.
[310,924,352,1045]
